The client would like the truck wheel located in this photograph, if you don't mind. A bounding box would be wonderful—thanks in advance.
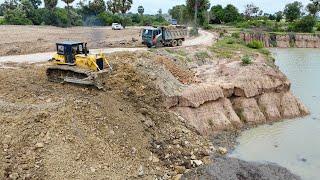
[172,40,178,47]
[177,39,183,46]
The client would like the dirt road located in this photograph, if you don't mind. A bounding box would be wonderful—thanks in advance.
[184,30,217,46]
[0,29,216,64]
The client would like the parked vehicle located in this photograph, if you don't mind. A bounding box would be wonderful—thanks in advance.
[141,26,188,48]
[112,23,124,30]
[171,19,177,25]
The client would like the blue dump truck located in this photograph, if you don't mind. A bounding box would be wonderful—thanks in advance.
[141,26,188,48]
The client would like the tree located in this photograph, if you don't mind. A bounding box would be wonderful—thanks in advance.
[44,0,58,11]
[291,15,316,32]
[4,6,32,25]
[169,4,189,24]
[29,0,41,9]
[275,11,283,22]
[268,14,276,20]
[186,0,210,26]
[138,5,144,15]
[223,4,240,23]
[306,3,319,16]
[284,1,303,22]
[118,0,132,14]
[19,0,42,25]
[158,8,162,16]
[210,5,224,24]
[244,3,260,19]
[62,0,76,26]
[89,0,106,15]
[106,0,118,14]
[1,0,19,12]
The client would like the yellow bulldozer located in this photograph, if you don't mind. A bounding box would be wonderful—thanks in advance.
[46,41,112,89]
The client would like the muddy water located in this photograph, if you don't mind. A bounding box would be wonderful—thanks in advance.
[230,48,320,180]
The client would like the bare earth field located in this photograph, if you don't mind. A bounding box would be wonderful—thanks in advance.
[0,25,143,56]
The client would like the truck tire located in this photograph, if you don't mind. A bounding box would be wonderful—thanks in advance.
[172,40,178,47]
[178,39,183,46]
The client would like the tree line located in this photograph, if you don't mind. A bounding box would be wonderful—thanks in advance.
[0,0,167,27]
[169,0,320,33]
[0,0,320,33]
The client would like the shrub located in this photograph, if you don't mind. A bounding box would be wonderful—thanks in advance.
[195,51,210,60]
[0,17,5,25]
[98,12,115,25]
[54,8,68,27]
[231,32,240,38]
[226,38,235,44]
[202,21,213,30]
[241,55,252,65]
[317,24,320,31]
[189,28,199,37]
[4,8,32,25]
[247,40,264,49]
[291,15,316,33]
[259,48,271,56]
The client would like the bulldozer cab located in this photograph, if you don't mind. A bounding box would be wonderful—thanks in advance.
[56,41,88,64]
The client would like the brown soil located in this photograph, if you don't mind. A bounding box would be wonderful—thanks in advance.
[0,53,214,179]
[0,25,143,56]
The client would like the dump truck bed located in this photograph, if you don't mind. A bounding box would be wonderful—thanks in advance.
[162,26,188,40]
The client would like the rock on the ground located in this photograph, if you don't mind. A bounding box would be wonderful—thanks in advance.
[217,147,227,155]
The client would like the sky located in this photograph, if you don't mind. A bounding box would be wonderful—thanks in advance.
[0,0,312,15]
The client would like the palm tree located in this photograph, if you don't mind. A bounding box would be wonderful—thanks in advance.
[44,0,58,11]
[62,0,75,26]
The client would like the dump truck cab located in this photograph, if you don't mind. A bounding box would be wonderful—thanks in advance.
[141,27,162,48]
[55,41,88,64]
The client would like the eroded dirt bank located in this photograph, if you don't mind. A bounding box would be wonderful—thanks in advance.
[241,31,320,48]
[147,46,309,136]
[0,37,308,179]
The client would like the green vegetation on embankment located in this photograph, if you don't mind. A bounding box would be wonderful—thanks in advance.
[208,36,273,64]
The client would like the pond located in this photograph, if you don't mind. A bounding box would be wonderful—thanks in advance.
[230,48,320,180]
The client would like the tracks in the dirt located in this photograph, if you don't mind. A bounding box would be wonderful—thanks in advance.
[0,30,217,64]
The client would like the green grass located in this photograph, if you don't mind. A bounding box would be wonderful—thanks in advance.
[247,40,264,49]
[0,16,5,25]
[176,50,188,57]
[209,37,250,59]
[165,48,175,54]
[209,36,273,65]
[195,51,210,60]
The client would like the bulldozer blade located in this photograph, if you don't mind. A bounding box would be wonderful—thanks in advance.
[46,65,109,90]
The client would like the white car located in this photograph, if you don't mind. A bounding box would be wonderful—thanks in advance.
[112,23,124,30]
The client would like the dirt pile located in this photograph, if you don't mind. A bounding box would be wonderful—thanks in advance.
[0,54,217,179]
